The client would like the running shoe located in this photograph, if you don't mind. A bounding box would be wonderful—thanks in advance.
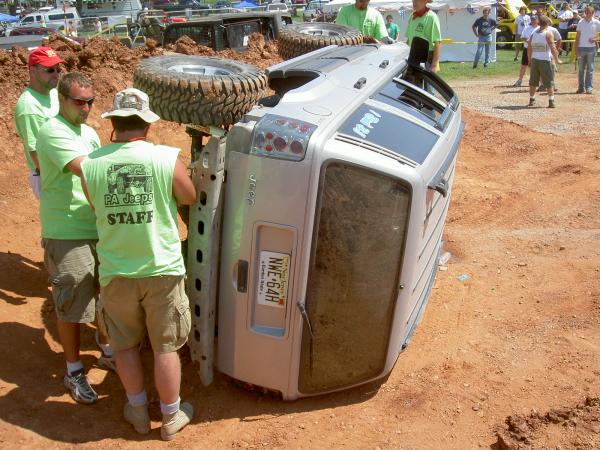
[64,370,98,404]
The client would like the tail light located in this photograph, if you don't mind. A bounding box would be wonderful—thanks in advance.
[250,114,317,161]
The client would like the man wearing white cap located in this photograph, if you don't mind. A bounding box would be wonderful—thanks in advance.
[80,88,196,441]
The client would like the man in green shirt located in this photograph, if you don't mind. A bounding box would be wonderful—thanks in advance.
[81,88,196,440]
[336,0,388,43]
[36,72,113,405]
[386,14,400,40]
[15,47,64,199]
[406,0,442,72]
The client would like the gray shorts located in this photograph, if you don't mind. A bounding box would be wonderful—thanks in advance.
[42,238,99,323]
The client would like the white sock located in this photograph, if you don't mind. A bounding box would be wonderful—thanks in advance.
[127,389,148,407]
[160,397,180,416]
[549,95,555,100]
[100,343,114,357]
[66,360,84,375]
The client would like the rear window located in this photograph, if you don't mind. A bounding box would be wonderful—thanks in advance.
[299,162,410,393]
[164,24,215,46]
[48,13,75,20]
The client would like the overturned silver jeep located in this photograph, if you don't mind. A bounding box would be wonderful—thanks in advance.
[134,43,464,400]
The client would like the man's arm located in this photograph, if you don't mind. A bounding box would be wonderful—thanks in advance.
[575,30,581,56]
[430,41,441,72]
[172,158,196,206]
[528,36,533,61]
[472,23,478,36]
[66,155,85,178]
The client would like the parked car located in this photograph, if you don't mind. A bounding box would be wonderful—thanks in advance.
[302,0,330,21]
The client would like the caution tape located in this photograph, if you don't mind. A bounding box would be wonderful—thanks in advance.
[444,39,578,45]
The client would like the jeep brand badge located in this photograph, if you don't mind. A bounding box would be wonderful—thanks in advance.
[247,174,257,206]
[352,109,382,139]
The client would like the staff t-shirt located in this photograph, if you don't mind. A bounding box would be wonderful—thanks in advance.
[14,88,59,171]
[336,5,388,40]
[386,21,399,40]
[81,140,185,287]
[406,10,442,51]
[36,115,100,240]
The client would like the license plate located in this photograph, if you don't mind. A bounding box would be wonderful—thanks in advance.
[257,251,290,309]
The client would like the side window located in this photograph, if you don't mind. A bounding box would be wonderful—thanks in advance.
[22,16,34,23]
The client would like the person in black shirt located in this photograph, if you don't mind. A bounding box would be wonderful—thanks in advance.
[472,6,497,68]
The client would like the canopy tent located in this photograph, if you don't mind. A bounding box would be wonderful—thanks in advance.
[232,0,258,7]
[324,0,500,62]
[0,13,19,23]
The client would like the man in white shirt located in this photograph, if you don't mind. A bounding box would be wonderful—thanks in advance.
[513,14,539,87]
[575,5,600,93]
[557,2,573,52]
[514,6,531,61]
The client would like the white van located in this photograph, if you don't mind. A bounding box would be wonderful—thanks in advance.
[18,7,80,28]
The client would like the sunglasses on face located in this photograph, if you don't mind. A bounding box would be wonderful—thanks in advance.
[67,95,95,106]
[41,66,61,74]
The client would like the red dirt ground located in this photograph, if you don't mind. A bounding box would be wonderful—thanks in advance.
[0,38,598,448]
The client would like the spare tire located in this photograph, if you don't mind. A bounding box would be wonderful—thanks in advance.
[133,55,267,126]
[278,23,363,60]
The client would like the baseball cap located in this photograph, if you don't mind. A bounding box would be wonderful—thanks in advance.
[28,47,66,68]
[101,88,160,123]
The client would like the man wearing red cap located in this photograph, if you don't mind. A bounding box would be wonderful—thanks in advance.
[15,46,64,199]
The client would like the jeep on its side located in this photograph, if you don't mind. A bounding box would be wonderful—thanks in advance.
[162,11,292,50]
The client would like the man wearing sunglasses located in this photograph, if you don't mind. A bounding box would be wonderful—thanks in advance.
[15,47,64,199]
[35,72,108,405]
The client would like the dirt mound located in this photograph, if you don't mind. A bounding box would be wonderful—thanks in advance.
[496,397,600,449]
[164,33,282,70]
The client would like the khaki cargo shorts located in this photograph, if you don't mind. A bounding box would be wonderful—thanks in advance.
[42,238,99,323]
[98,276,191,353]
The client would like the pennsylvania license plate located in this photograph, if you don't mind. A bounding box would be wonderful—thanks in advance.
[257,251,290,309]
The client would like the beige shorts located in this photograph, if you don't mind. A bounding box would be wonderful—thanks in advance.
[99,276,190,353]
[42,238,98,323]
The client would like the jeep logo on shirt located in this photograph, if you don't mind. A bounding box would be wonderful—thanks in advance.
[104,163,154,207]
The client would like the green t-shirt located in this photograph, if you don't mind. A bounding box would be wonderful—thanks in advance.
[14,87,59,171]
[36,115,100,240]
[336,5,388,40]
[406,10,442,51]
[81,140,185,287]
[386,22,400,40]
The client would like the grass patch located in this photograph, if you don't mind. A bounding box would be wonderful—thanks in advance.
[440,48,522,81]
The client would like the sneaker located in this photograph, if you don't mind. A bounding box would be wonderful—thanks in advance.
[548,99,555,108]
[97,354,117,372]
[484,63,488,68]
[536,86,545,92]
[514,57,518,62]
[124,403,150,434]
[576,89,584,94]
[161,402,194,441]
[512,80,522,87]
[64,370,98,404]
[585,89,593,94]
[528,98,536,107]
